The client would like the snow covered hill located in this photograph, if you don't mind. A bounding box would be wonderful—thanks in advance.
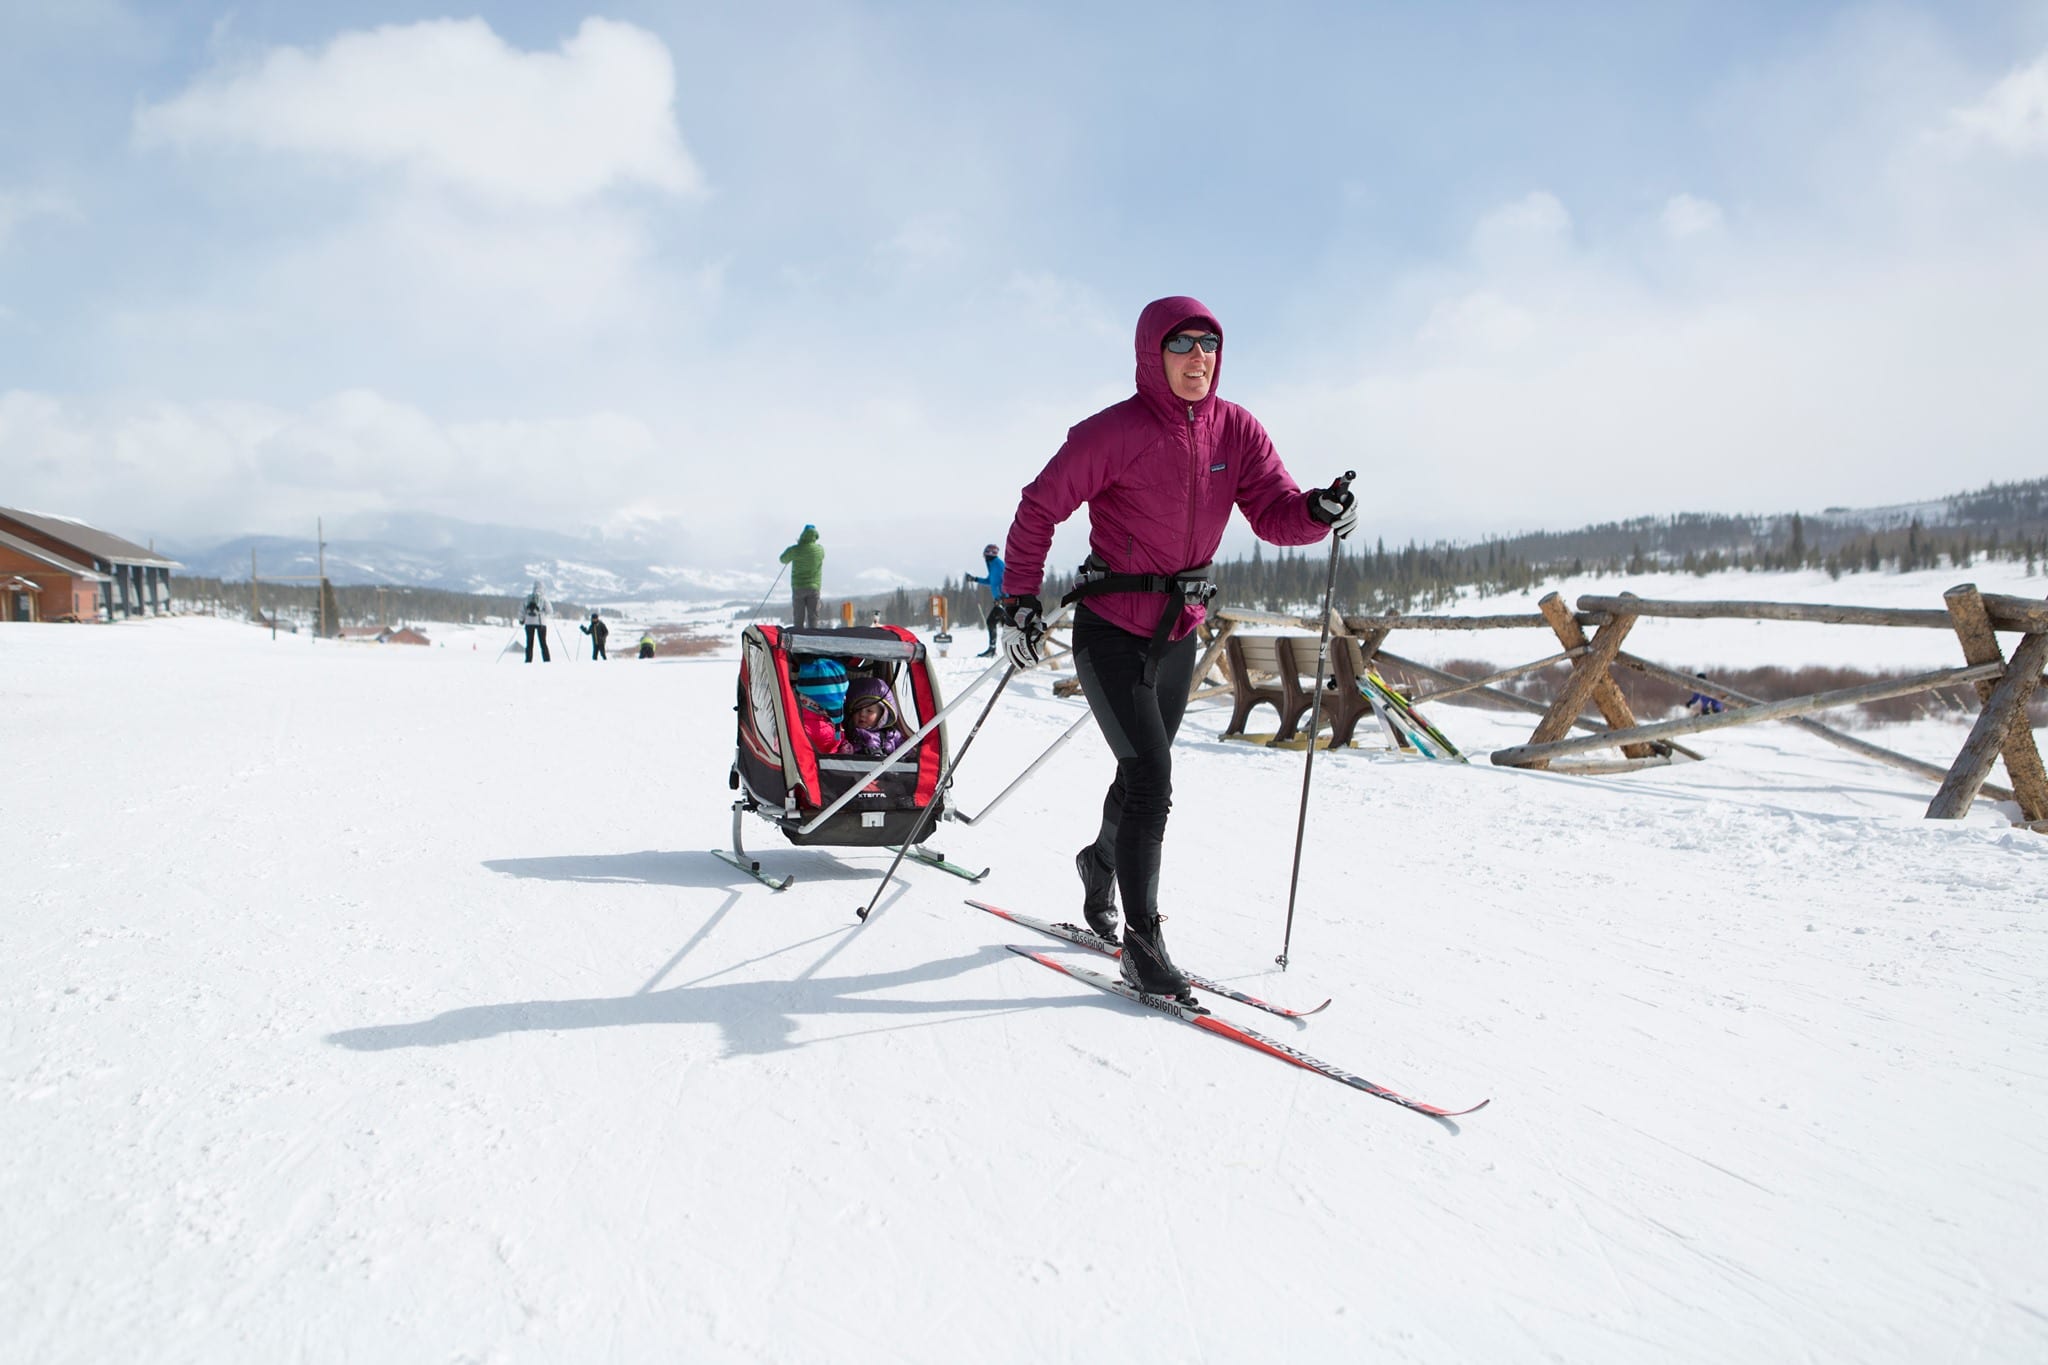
[4,571,2045,1363]
[163,510,767,604]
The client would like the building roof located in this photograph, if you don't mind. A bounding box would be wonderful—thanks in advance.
[0,507,181,570]
[0,527,114,580]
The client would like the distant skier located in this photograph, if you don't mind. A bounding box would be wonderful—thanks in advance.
[637,632,656,659]
[964,543,1006,657]
[580,611,609,661]
[779,525,825,629]
[1685,673,1725,716]
[520,585,551,663]
[996,295,1357,1003]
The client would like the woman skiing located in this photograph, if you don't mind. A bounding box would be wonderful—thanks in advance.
[995,295,1357,1001]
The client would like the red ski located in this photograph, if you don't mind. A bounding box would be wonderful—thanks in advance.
[1008,946,1488,1121]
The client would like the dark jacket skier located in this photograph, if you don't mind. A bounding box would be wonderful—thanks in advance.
[580,612,609,661]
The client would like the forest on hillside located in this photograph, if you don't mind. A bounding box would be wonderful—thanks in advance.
[173,577,588,631]
[909,477,2048,623]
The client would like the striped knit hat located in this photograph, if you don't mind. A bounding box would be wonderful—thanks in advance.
[792,657,848,720]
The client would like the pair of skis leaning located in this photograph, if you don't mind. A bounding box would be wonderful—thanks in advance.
[969,899,1487,1121]
[1359,669,1464,762]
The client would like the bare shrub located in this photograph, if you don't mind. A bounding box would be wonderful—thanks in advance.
[639,624,721,658]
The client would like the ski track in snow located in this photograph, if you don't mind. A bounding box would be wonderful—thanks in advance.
[3,574,2046,1363]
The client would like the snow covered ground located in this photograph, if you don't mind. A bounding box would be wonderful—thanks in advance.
[5,573,2045,1363]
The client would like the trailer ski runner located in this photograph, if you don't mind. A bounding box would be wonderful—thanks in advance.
[967,898,1329,1018]
[1007,947,1489,1121]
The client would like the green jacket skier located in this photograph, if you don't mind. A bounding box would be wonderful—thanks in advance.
[779,525,825,629]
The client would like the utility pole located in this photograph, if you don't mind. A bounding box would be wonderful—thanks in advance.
[317,517,327,641]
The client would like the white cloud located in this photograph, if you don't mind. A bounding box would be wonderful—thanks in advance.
[0,189,76,249]
[1940,51,2048,153]
[1661,193,1725,239]
[999,271,1119,339]
[1416,290,1536,354]
[872,211,966,276]
[0,388,661,541]
[1230,24,2048,547]
[133,18,701,205]
[1470,191,1572,273]
[1262,179,2048,541]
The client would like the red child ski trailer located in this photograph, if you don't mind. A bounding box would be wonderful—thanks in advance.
[718,624,992,890]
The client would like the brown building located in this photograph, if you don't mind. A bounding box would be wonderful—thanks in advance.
[0,507,181,622]
[0,527,112,621]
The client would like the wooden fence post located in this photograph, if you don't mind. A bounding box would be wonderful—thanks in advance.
[1937,585,2048,823]
[1522,591,1653,766]
[1614,651,2016,802]
[1187,617,1235,692]
[1352,624,1392,666]
[1926,631,2048,820]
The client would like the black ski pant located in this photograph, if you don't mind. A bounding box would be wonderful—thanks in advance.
[523,624,550,662]
[984,605,1003,650]
[591,640,606,660]
[1071,605,1198,929]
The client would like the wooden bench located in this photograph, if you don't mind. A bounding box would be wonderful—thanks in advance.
[1326,633,1390,750]
[1222,634,1373,747]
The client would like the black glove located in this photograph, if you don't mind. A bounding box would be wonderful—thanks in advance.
[1306,477,1359,539]
[998,595,1048,670]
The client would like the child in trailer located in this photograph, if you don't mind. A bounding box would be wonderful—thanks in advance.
[792,657,851,754]
[840,675,907,758]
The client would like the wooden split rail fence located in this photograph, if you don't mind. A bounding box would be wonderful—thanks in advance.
[1183,583,2048,832]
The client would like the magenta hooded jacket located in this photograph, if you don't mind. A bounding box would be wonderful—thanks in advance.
[1000,295,1330,642]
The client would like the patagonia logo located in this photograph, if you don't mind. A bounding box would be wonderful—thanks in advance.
[1209,461,1227,473]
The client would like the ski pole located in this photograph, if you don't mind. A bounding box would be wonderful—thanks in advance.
[855,663,1015,924]
[1277,470,1355,970]
[747,565,788,622]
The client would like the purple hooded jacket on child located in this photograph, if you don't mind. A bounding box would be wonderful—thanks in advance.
[1000,295,1328,641]
[841,675,906,758]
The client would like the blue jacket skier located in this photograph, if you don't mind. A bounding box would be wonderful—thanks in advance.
[965,544,1006,657]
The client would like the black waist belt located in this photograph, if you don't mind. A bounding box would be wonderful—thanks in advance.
[1060,555,1217,688]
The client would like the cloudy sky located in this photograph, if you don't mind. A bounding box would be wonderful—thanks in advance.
[3,1,2046,588]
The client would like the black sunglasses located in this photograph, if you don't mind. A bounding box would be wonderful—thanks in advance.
[1163,332,1220,354]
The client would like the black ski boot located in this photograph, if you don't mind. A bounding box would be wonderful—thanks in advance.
[1119,912,1191,1002]
[1075,846,1119,941]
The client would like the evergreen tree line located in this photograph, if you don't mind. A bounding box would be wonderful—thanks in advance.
[173,577,588,629]
[882,478,2048,626]
[1201,513,2047,618]
[853,511,2048,633]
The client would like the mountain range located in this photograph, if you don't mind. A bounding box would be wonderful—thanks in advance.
[161,510,766,605]
[156,478,2048,605]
